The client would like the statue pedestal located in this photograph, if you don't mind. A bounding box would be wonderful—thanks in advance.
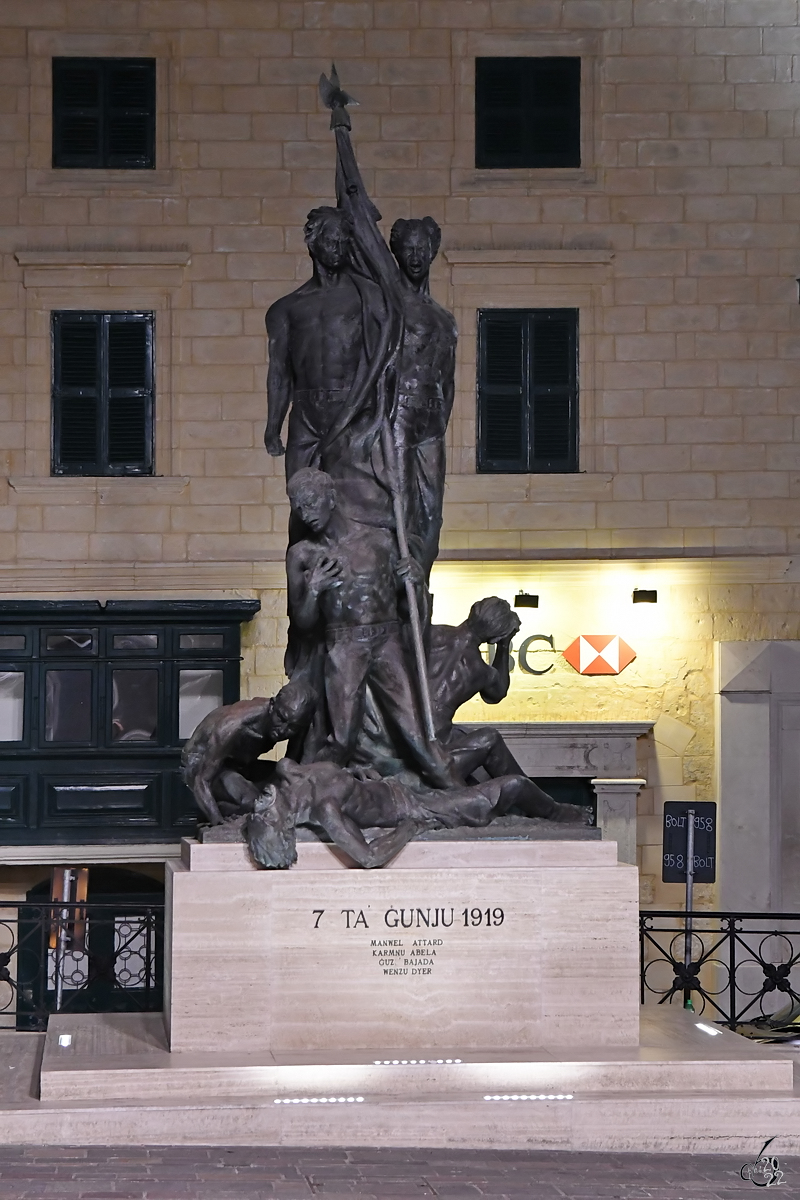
[18,841,793,1152]
[164,838,639,1055]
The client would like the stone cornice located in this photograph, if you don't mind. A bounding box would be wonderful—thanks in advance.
[0,561,286,594]
[14,250,191,267]
[464,722,654,738]
[0,843,180,865]
[14,248,191,289]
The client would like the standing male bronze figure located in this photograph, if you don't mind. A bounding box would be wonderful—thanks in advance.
[264,206,395,534]
[321,66,457,580]
[285,467,458,787]
[388,216,457,578]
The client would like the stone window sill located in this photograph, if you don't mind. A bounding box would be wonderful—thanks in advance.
[26,167,178,196]
[443,249,613,266]
[9,476,189,500]
[451,167,599,194]
[445,474,613,502]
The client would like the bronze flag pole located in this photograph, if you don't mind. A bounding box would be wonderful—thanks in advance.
[319,66,437,743]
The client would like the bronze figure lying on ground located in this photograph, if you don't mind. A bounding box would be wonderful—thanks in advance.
[246,758,588,870]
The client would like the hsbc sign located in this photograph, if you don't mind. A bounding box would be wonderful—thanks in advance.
[491,633,638,677]
[562,634,637,676]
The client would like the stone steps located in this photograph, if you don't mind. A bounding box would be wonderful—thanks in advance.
[2,1007,798,1153]
[39,1046,796,1102]
[2,1088,800,1154]
[37,1009,796,1103]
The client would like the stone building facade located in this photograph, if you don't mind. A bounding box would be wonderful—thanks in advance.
[0,0,799,912]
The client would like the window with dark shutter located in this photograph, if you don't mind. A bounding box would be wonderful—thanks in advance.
[475,57,581,170]
[52,58,156,169]
[52,312,154,477]
[477,309,578,474]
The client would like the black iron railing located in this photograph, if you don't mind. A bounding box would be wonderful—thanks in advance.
[0,900,164,1032]
[640,910,800,1029]
[3,902,797,1035]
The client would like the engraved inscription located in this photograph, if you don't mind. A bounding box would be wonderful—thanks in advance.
[309,906,506,979]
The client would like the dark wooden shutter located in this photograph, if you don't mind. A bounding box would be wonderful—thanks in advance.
[530,311,578,473]
[529,58,581,168]
[106,61,156,169]
[52,59,102,167]
[475,59,526,169]
[53,58,155,170]
[107,318,152,469]
[477,309,578,474]
[478,313,527,472]
[53,313,153,476]
[475,57,581,169]
[53,316,100,471]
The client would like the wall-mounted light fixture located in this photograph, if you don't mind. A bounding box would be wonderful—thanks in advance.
[632,589,657,604]
[514,593,539,608]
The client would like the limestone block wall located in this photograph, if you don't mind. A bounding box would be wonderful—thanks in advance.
[0,0,795,576]
[0,0,797,901]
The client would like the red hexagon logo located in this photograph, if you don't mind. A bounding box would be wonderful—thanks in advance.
[562,634,636,676]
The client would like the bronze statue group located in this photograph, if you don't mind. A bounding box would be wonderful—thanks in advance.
[182,70,587,869]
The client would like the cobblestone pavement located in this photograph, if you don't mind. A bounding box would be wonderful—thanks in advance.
[0,1146,796,1199]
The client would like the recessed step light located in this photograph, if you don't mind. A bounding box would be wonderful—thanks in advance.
[372,1058,462,1066]
[695,1022,721,1036]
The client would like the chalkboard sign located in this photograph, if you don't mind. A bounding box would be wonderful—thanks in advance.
[661,801,717,883]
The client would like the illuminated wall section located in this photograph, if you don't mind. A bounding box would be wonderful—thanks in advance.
[430,560,702,731]
[428,557,768,910]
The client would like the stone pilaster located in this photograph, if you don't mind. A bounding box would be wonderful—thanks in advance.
[591,778,646,866]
